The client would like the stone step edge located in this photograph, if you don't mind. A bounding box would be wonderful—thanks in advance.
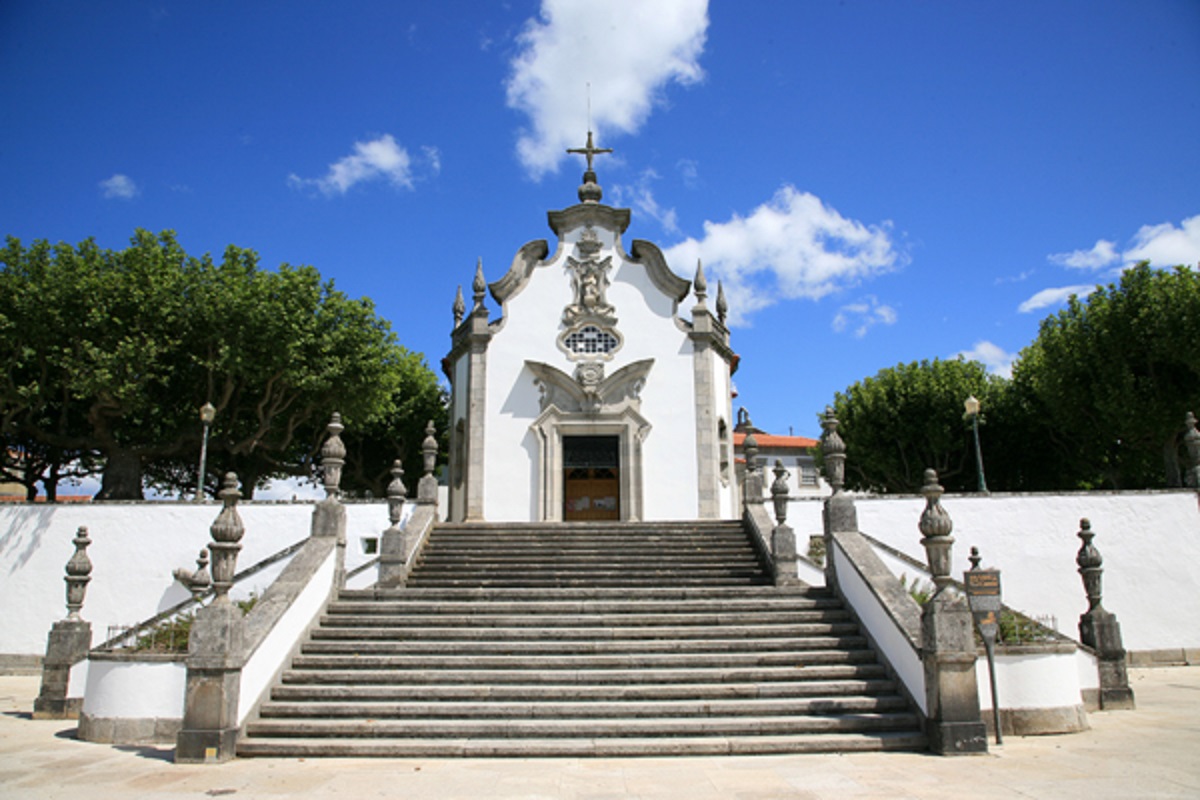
[236,731,928,758]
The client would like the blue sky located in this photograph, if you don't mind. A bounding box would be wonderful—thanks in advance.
[3,1,1199,441]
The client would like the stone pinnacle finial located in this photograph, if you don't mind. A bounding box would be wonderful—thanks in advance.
[321,413,346,499]
[386,459,407,527]
[919,468,955,590]
[820,407,846,492]
[208,473,244,602]
[716,281,728,325]
[472,259,487,312]
[771,459,790,525]
[743,431,759,475]
[693,260,708,306]
[1184,411,1200,489]
[453,285,465,326]
[1076,518,1104,612]
[567,130,612,203]
[190,548,212,598]
[64,526,93,620]
[422,420,438,478]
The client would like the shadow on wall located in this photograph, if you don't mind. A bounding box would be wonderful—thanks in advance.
[0,506,57,574]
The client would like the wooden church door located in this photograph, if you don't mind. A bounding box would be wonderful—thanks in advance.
[562,435,620,521]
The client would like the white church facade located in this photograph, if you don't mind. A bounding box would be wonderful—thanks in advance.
[443,135,738,523]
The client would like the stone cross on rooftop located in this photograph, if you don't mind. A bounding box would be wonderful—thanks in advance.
[567,130,612,173]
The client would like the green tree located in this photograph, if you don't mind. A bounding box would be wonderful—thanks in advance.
[1009,263,1200,489]
[1,230,436,499]
[337,353,448,498]
[826,358,1002,493]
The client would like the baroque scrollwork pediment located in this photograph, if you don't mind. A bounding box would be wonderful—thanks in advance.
[526,358,653,416]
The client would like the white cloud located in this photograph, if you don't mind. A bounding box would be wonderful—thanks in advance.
[664,185,905,326]
[611,170,679,235]
[1048,239,1119,270]
[1048,214,1200,273]
[957,340,1017,379]
[1017,284,1095,314]
[832,296,898,339]
[99,173,138,199]
[1125,214,1200,267]
[676,158,700,189]
[288,134,434,195]
[994,269,1034,285]
[506,0,708,178]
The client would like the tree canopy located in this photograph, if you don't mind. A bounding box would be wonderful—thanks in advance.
[825,263,1200,493]
[1007,263,1200,489]
[826,358,1001,493]
[1,230,445,499]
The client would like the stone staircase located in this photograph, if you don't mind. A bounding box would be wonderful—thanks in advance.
[237,521,926,757]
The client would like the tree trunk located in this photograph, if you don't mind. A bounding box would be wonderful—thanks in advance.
[44,462,59,503]
[97,449,144,500]
[1163,434,1182,488]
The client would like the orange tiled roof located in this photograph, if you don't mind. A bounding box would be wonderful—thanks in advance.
[0,495,92,503]
[733,432,818,449]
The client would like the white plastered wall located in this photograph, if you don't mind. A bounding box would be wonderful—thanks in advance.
[785,491,1200,654]
[0,502,395,659]
[481,224,701,522]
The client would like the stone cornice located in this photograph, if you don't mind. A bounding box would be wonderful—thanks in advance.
[488,239,551,306]
[629,239,691,303]
[547,204,631,238]
[446,311,493,367]
[688,307,735,363]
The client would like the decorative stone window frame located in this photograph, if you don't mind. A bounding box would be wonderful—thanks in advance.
[557,322,623,362]
[529,406,651,522]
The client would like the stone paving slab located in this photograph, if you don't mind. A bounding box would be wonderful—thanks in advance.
[2,667,1199,799]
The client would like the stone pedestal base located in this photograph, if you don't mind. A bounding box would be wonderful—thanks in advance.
[1081,608,1135,710]
[175,727,239,763]
[922,590,988,755]
[928,719,989,754]
[175,603,244,764]
[771,523,800,587]
[33,619,91,720]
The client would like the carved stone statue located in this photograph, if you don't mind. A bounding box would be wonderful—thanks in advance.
[563,227,617,327]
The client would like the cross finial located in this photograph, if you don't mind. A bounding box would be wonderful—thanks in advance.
[567,130,613,174]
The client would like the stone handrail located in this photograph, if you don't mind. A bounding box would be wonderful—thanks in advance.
[93,538,308,652]
[829,528,926,713]
[236,532,341,725]
[378,504,437,587]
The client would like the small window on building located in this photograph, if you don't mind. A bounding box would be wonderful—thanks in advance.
[564,325,619,355]
[799,465,819,487]
[361,537,379,555]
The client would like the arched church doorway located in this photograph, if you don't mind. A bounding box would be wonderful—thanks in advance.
[562,435,620,521]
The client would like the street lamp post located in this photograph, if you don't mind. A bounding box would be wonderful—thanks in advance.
[963,395,988,493]
[194,402,216,502]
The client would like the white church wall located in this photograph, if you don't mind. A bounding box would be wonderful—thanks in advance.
[0,502,392,660]
[711,356,737,519]
[784,491,1200,655]
[478,224,704,521]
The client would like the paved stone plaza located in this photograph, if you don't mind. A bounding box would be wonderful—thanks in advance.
[2,667,1197,799]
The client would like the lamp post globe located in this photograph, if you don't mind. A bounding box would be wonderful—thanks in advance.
[194,402,216,502]
[963,395,988,493]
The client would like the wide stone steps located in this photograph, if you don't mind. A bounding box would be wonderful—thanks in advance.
[267,678,901,702]
[275,663,891,687]
[300,636,868,655]
[406,521,773,588]
[237,522,925,757]
[237,732,928,758]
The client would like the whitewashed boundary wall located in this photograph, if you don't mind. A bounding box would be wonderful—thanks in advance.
[786,491,1200,659]
[0,501,406,663]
